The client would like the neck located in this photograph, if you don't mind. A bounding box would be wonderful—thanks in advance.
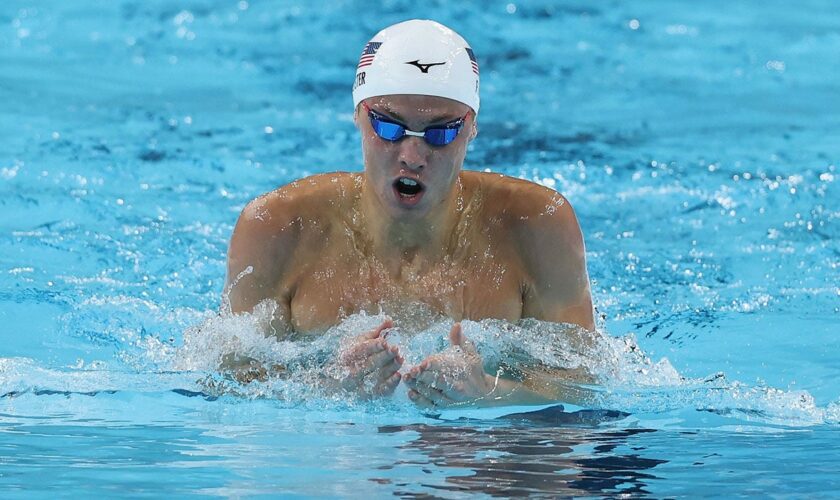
[359,175,463,271]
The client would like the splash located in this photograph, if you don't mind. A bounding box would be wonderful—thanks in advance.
[163,309,838,425]
[4,303,835,426]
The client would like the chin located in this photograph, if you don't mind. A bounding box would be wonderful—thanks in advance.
[386,197,430,219]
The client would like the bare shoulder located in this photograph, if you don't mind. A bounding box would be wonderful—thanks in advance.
[239,171,359,236]
[247,171,359,222]
[464,171,593,328]
[225,172,359,310]
[465,170,581,245]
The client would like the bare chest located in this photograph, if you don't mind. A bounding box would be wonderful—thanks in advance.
[288,248,523,333]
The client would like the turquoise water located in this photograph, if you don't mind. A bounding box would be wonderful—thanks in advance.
[1,0,838,496]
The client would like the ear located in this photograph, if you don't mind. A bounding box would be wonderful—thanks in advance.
[469,121,478,141]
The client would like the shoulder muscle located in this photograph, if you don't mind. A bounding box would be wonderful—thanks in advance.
[503,181,594,329]
[225,189,303,313]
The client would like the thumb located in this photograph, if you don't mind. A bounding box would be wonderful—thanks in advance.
[363,319,393,340]
[448,322,476,354]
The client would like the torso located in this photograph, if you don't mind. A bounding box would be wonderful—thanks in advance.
[272,171,531,334]
[288,232,524,333]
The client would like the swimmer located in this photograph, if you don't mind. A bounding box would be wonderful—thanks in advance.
[224,20,595,407]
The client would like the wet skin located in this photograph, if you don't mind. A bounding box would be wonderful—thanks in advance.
[224,95,595,407]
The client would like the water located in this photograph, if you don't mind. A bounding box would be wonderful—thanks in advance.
[1,0,838,496]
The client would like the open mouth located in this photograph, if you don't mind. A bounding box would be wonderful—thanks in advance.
[393,177,425,205]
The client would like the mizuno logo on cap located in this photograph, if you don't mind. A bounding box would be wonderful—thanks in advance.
[405,60,446,73]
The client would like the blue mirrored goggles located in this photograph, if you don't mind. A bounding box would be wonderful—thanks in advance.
[363,102,469,147]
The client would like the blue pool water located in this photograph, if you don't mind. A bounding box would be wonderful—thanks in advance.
[1,0,838,496]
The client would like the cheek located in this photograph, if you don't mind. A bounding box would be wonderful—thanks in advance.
[362,133,396,161]
[430,144,467,176]
[361,141,394,190]
[361,137,380,170]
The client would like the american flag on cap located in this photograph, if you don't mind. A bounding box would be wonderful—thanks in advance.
[357,42,382,69]
[465,47,479,75]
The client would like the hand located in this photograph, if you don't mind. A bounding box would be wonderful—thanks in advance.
[404,323,493,409]
[334,319,404,398]
[220,353,286,385]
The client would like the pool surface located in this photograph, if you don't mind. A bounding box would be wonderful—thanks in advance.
[1,0,838,496]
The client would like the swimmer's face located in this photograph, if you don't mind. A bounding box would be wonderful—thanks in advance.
[357,94,475,217]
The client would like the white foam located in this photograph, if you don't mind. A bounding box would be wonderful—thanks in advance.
[7,306,836,426]
[167,310,839,425]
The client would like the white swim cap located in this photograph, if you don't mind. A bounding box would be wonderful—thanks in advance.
[352,19,480,114]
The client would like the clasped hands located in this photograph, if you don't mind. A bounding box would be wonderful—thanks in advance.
[335,319,496,408]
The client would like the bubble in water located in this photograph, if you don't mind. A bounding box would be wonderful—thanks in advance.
[78,306,836,425]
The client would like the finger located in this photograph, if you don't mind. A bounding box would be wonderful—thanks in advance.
[415,360,469,401]
[415,363,447,389]
[402,362,430,386]
[377,359,402,382]
[409,366,449,398]
[345,339,387,362]
[373,371,402,396]
[412,381,453,407]
[360,348,398,375]
[402,370,415,388]
[448,322,477,355]
[407,388,436,409]
[448,322,463,347]
[402,367,427,390]
[402,370,417,388]
[361,319,394,340]
[387,344,404,365]
[416,358,453,386]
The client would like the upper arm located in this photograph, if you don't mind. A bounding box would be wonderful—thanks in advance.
[224,194,298,331]
[517,189,595,330]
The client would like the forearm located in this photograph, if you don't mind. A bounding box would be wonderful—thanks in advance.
[474,374,554,407]
[220,353,348,395]
[476,368,594,407]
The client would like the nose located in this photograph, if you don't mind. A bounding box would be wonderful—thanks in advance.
[397,136,427,171]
